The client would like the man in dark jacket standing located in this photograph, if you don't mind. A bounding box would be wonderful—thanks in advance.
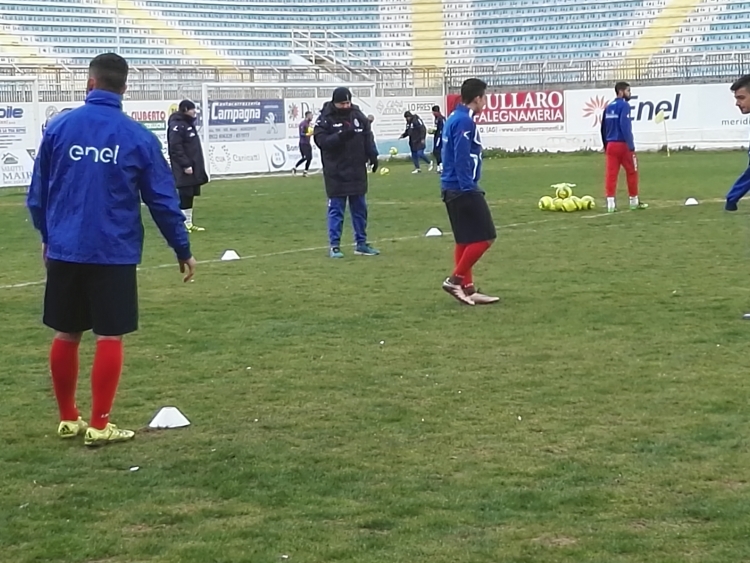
[314,87,380,258]
[401,111,432,174]
[168,100,209,232]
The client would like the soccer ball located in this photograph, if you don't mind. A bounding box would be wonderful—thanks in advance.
[581,195,596,209]
[306,126,314,136]
[538,196,553,210]
[389,147,398,156]
[555,185,573,199]
[562,198,578,212]
[379,167,390,175]
[571,196,583,210]
[552,197,564,211]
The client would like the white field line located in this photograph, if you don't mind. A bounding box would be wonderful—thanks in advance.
[0,199,724,290]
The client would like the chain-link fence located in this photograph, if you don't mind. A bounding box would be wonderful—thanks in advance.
[2,52,749,102]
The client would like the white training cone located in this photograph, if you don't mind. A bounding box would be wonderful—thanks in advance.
[221,250,241,261]
[685,198,699,206]
[425,227,443,237]
[149,406,191,429]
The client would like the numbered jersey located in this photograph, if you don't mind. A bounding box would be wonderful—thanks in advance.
[440,104,483,192]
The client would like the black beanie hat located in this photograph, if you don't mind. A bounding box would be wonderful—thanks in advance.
[332,87,352,103]
[179,99,196,112]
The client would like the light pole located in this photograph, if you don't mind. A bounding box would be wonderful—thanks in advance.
[115,0,120,54]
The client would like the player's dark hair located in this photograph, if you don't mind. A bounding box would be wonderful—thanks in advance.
[614,81,630,95]
[731,75,750,93]
[89,53,129,92]
[432,105,440,112]
[305,111,313,117]
[461,78,487,104]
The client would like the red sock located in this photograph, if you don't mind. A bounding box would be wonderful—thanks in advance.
[453,244,473,286]
[454,244,467,266]
[90,339,124,430]
[50,338,80,421]
[453,241,491,280]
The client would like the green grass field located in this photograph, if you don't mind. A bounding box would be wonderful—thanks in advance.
[2,151,750,563]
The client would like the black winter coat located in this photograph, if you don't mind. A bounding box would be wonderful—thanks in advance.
[167,112,209,188]
[402,114,427,152]
[313,102,378,198]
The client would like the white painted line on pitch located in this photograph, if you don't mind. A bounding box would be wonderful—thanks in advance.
[0,201,728,291]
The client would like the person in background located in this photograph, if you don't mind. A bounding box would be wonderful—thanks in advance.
[167,99,209,231]
[314,87,380,258]
[601,81,648,213]
[431,105,446,174]
[293,110,314,177]
[26,53,196,447]
[401,111,432,174]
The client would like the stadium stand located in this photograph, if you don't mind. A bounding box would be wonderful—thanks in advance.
[0,0,749,78]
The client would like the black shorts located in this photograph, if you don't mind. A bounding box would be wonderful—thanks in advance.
[300,144,313,159]
[178,184,201,197]
[43,260,139,336]
[443,190,497,244]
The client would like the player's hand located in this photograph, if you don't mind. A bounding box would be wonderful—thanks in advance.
[179,256,197,282]
[41,242,48,268]
[370,158,378,173]
[184,167,193,175]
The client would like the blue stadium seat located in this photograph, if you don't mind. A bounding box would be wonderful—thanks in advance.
[1,0,750,68]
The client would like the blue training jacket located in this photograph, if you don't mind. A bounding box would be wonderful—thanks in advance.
[27,89,191,265]
[601,97,635,152]
[440,104,483,192]
[725,150,750,211]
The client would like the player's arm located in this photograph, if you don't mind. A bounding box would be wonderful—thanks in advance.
[725,165,750,211]
[26,133,52,244]
[600,110,607,150]
[363,117,379,171]
[167,121,191,169]
[620,105,635,152]
[138,137,193,262]
[313,116,347,149]
[453,120,478,191]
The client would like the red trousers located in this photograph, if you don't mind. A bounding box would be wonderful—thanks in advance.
[605,142,639,197]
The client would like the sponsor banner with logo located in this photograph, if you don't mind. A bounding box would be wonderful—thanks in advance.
[208,141,268,175]
[264,139,323,174]
[207,99,285,143]
[0,101,38,187]
[0,148,36,188]
[445,90,566,150]
[287,96,444,155]
[564,83,746,150]
[372,96,444,154]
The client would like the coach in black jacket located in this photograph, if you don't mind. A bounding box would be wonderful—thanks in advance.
[167,100,209,232]
[314,87,380,258]
[401,111,431,173]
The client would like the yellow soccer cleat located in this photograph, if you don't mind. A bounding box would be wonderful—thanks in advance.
[186,223,205,233]
[57,417,88,439]
[84,423,135,448]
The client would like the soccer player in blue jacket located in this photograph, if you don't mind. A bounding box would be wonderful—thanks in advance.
[726,75,750,215]
[601,81,648,213]
[26,53,196,447]
[440,78,500,306]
